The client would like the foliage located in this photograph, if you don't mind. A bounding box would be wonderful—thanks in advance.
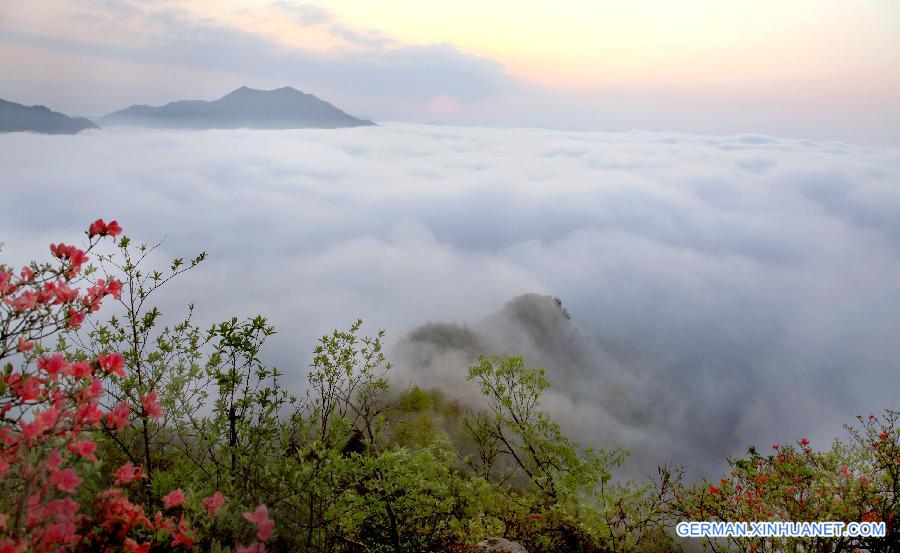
[0,221,272,552]
[464,355,673,552]
[3,219,895,553]
[665,411,899,552]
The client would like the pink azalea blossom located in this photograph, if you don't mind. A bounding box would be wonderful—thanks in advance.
[243,504,274,541]
[66,308,85,329]
[114,462,146,486]
[37,354,68,377]
[98,353,126,378]
[106,221,123,237]
[4,291,37,312]
[162,489,184,510]
[66,440,97,461]
[235,544,266,553]
[202,491,226,517]
[141,390,164,419]
[106,401,131,430]
[67,361,93,379]
[124,539,151,553]
[107,278,124,299]
[50,468,83,493]
[16,337,34,352]
[88,219,108,237]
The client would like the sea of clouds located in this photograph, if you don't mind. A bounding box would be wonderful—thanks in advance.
[1,124,898,476]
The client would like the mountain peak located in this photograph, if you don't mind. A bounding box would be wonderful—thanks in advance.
[0,98,99,134]
[100,87,374,130]
[224,86,302,97]
[222,86,261,99]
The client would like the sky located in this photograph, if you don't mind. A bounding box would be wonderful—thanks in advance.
[1,125,898,475]
[1,0,899,142]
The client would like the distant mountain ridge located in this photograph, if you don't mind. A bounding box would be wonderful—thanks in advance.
[0,99,99,135]
[99,86,375,129]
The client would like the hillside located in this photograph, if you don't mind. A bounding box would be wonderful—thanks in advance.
[99,86,375,129]
[0,98,99,134]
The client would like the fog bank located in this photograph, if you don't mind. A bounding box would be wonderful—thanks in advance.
[1,124,898,475]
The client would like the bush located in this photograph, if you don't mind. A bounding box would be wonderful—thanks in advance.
[0,221,271,552]
[665,411,899,551]
[6,219,890,553]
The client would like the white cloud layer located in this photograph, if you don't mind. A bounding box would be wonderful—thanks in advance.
[1,124,898,476]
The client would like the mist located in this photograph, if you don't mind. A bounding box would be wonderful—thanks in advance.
[1,124,898,476]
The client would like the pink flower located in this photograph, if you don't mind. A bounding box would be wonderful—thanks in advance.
[44,497,81,521]
[243,504,274,541]
[48,243,65,258]
[153,511,175,533]
[86,377,105,400]
[22,405,62,438]
[235,544,266,553]
[49,244,87,267]
[82,295,102,314]
[106,401,131,430]
[41,519,80,546]
[45,280,77,304]
[98,353,126,378]
[94,489,148,535]
[75,402,103,426]
[5,291,37,312]
[20,420,41,440]
[8,374,40,402]
[50,468,83,493]
[66,440,97,461]
[47,449,64,471]
[0,538,27,553]
[48,243,88,278]
[38,354,69,377]
[67,361,93,379]
[141,390,164,419]
[202,491,226,517]
[66,308,84,329]
[114,462,146,486]
[17,338,34,352]
[107,278,123,300]
[67,248,87,267]
[88,219,122,238]
[33,405,60,433]
[162,489,184,510]
[124,539,151,553]
[170,516,195,547]
[88,219,108,237]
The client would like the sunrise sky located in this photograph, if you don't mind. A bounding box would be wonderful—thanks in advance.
[2,0,898,142]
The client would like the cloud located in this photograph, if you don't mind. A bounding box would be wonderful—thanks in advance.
[329,23,395,49]
[271,1,332,26]
[0,2,516,120]
[0,125,898,477]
